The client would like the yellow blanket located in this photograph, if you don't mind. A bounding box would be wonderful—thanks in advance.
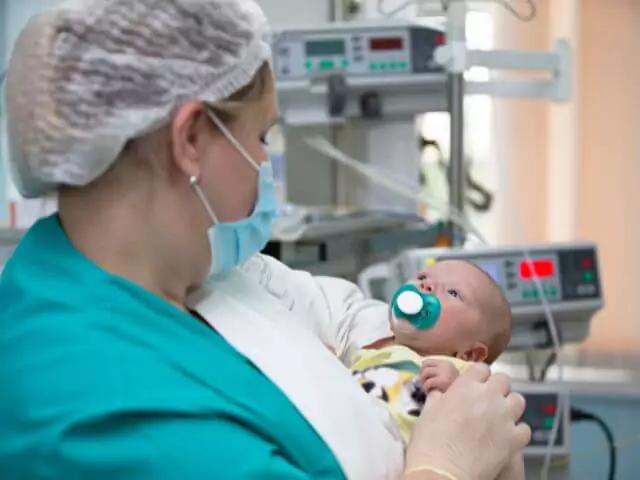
[351,345,469,444]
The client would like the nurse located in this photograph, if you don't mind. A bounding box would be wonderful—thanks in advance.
[0,1,530,479]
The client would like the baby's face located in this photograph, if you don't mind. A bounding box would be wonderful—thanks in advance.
[392,260,491,362]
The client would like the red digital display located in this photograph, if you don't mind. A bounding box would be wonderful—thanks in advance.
[370,37,404,51]
[519,259,555,279]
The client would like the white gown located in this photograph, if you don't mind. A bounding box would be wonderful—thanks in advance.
[191,254,403,480]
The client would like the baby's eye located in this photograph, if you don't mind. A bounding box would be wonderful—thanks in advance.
[448,289,461,300]
[417,274,427,281]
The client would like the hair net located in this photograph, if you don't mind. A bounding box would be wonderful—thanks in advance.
[5,0,272,198]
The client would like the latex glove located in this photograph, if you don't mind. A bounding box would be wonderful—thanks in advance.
[405,363,531,480]
[496,452,525,480]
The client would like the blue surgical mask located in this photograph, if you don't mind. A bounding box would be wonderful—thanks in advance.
[190,110,278,276]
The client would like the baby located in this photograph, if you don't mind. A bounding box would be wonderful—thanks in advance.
[351,259,512,444]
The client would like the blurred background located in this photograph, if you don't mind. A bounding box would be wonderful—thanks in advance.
[2,0,640,478]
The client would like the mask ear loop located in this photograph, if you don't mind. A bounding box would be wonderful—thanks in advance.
[205,108,260,171]
[189,174,218,223]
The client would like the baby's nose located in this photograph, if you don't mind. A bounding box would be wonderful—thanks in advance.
[418,280,435,293]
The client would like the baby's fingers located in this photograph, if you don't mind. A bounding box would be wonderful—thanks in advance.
[418,365,440,383]
[422,359,445,369]
[422,375,450,393]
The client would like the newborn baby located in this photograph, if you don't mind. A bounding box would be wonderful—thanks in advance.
[351,259,512,444]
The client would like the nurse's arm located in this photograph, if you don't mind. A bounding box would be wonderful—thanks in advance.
[242,254,392,364]
[42,413,314,479]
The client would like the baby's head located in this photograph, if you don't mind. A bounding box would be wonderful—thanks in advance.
[392,260,511,364]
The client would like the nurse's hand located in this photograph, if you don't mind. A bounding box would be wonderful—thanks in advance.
[404,363,531,480]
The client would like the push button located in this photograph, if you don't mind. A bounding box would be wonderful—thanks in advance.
[577,284,596,296]
[542,404,557,415]
[319,60,335,70]
[581,258,593,269]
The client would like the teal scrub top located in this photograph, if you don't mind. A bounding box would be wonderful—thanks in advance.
[0,215,345,479]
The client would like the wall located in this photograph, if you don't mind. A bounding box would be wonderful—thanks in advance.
[493,0,640,351]
[578,0,640,351]
[547,0,580,243]
[492,0,551,245]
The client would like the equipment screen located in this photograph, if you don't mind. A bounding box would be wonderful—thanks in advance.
[520,259,555,279]
[369,37,404,51]
[305,39,346,56]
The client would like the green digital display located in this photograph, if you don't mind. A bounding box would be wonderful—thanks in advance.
[305,39,345,57]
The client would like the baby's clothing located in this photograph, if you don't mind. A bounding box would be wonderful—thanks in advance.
[351,345,469,444]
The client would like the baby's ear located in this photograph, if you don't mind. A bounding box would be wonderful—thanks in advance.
[457,342,488,363]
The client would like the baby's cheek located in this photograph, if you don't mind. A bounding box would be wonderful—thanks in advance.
[426,316,461,349]
[408,328,441,355]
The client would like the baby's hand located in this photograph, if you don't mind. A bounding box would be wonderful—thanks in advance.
[418,358,461,393]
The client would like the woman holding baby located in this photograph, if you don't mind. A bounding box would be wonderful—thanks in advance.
[0,1,529,478]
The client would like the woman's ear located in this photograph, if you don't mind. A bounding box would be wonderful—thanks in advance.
[170,101,211,179]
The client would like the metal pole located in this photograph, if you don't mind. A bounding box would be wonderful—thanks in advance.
[446,0,467,245]
[449,72,465,243]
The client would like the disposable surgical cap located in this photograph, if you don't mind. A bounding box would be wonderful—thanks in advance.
[5,0,272,198]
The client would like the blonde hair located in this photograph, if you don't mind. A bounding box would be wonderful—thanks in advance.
[112,62,273,175]
[209,62,274,124]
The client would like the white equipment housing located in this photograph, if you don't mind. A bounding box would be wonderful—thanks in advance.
[270,15,572,237]
[515,381,571,480]
[358,242,604,350]
[271,20,570,125]
[272,20,448,125]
